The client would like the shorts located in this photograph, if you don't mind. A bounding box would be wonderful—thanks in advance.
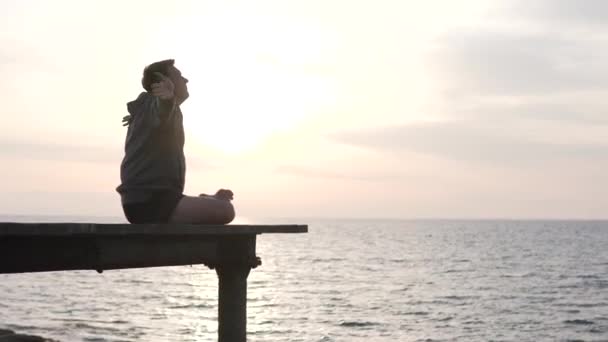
[122,191,184,224]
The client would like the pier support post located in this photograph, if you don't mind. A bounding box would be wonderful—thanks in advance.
[215,235,259,342]
[216,264,251,342]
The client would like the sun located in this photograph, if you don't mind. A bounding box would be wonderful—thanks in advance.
[180,62,333,153]
[150,9,337,153]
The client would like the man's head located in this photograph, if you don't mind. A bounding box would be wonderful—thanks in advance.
[142,59,189,104]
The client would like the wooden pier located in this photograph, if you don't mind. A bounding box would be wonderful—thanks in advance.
[0,223,307,342]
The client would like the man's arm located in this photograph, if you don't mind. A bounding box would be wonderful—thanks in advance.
[157,97,176,119]
[150,72,177,120]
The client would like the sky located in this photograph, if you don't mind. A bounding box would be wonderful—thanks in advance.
[1,0,607,219]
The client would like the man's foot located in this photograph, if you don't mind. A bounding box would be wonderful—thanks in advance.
[198,189,234,201]
[214,189,234,201]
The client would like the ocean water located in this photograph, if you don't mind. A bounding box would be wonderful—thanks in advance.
[1,217,607,341]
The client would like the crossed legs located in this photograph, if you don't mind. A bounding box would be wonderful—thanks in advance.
[169,190,235,224]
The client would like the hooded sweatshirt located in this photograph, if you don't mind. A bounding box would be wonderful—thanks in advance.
[116,92,186,204]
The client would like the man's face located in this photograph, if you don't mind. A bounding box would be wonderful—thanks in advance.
[168,66,189,104]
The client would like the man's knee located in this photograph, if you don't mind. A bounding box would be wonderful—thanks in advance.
[220,201,235,224]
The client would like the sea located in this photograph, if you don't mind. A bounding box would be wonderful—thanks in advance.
[1,216,607,341]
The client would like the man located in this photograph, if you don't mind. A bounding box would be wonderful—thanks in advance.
[117,59,235,224]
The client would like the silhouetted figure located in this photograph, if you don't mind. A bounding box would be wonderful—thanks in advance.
[117,59,235,224]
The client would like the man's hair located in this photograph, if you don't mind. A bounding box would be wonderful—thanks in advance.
[141,59,175,92]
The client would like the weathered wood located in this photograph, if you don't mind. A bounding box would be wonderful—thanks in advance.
[217,265,250,342]
[0,223,307,342]
[215,236,256,342]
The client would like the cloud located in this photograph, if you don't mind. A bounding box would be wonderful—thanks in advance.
[0,138,216,170]
[427,29,608,96]
[504,0,608,27]
[0,51,16,65]
[424,2,608,128]
[0,40,49,70]
[492,101,608,125]
[435,98,608,125]
[331,122,608,164]
[0,139,119,164]
[0,191,122,218]
[275,164,398,182]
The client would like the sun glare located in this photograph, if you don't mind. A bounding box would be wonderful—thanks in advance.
[182,64,333,153]
[151,7,336,153]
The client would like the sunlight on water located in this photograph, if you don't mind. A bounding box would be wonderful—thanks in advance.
[1,218,607,341]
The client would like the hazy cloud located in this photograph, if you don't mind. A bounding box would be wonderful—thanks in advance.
[435,99,608,125]
[505,0,608,27]
[0,139,119,164]
[428,1,608,98]
[332,122,608,164]
[421,0,608,146]
[428,29,608,96]
[0,139,215,169]
[0,40,48,71]
[0,191,121,218]
[0,51,16,65]
[276,164,397,182]
[486,101,608,125]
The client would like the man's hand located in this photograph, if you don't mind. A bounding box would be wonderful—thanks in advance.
[199,189,234,201]
[122,115,131,126]
[215,189,234,201]
[150,72,175,100]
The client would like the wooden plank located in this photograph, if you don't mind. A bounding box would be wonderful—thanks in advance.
[0,223,308,236]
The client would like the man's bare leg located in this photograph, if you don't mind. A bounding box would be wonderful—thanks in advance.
[169,193,235,224]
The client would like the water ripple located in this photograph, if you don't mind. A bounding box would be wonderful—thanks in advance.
[1,219,607,341]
